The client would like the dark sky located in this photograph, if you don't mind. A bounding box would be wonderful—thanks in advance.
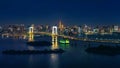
[0,0,120,26]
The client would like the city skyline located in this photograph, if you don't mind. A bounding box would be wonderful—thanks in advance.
[1,1,120,68]
[0,0,120,25]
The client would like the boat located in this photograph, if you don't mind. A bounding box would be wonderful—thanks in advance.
[26,41,52,46]
[59,39,70,44]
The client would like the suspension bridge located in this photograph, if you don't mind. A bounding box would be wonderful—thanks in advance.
[28,24,79,42]
[28,24,120,44]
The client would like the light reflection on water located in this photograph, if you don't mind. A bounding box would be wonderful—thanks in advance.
[59,44,70,49]
[50,54,59,68]
[28,55,34,68]
[28,46,35,50]
[1,37,120,68]
[50,36,59,68]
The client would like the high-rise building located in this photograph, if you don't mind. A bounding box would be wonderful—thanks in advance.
[83,24,88,33]
[114,25,119,32]
[78,26,83,34]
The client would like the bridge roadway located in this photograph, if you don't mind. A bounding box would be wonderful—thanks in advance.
[33,32,120,44]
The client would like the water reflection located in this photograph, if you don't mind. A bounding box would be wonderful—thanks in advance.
[28,55,34,68]
[28,46,35,50]
[50,54,59,68]
[50,36,59,68]
[59,43,70,49]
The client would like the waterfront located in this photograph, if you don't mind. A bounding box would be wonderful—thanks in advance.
[0,36,120,68]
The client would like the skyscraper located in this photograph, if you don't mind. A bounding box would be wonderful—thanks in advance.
[114,25,119,32]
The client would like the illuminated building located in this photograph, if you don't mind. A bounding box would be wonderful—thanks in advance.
[83,24,88,33]
[78,27,81,33]
[114,25,119,32]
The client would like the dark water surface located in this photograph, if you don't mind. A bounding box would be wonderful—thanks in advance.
[0,37,120,68]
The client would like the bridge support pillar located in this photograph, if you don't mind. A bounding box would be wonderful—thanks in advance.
[28,24,34,42]
[51,26,58,49]
[52,26,58,42]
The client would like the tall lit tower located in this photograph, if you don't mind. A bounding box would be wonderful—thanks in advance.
[59,20,62,30]
[58,20,64,34]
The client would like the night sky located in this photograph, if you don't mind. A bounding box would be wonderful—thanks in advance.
[0,0,120,26]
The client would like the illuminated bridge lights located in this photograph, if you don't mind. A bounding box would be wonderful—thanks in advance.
[27,25,120,44]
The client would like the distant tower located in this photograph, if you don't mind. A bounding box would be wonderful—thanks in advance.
[59,20,62,30]
[28,24,34,42]
[58,20,64,34]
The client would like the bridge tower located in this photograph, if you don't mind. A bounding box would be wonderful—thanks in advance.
[52,26,58,42]
[51,26,58,49]
[28,24,34,42]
